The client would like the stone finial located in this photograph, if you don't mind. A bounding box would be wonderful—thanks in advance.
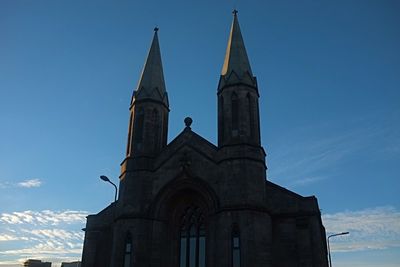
[184,117,193,128]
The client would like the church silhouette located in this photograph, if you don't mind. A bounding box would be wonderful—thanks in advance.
[81,11,329,267]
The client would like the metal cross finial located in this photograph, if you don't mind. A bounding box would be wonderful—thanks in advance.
[233,9,238,16]
[154,27,159,32]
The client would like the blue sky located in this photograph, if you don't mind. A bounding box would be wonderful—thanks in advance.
[0,0,399,266]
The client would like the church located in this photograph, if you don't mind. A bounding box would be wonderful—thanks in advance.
[81,11,329,267]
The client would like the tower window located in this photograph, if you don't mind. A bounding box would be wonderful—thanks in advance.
[232,227,241,267]
[219,96,224,142]
[152,108,160,152]
[179,206,206,267]
[247,93,254,139]
[134,108,144,150]
[126,113,134,156]
[231,93,239,136]
[124,233,133,267]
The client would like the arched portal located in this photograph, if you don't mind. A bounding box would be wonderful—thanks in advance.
[149,175,219,267]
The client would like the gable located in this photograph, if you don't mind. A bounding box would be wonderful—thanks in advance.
[154,128,218,170]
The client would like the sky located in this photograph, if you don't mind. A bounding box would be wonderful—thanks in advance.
[0,0,399,266]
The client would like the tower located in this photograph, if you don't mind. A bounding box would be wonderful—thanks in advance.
[125,27,169,159]
[119,28,169,206]
[218,10,260,147]
[216,10,266,207]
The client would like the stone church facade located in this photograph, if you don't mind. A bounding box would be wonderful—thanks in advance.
[81,12,329,267]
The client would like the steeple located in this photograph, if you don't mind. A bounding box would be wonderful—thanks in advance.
[217,11,261,147]
[132,27,169,107]
[124,28,169,159]
[219,10,256,91]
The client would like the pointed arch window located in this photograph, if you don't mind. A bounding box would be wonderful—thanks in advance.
[219,96,224,142]
[179,205,206,267]
[126,113,134,156]
[246,93,254,139]
[134,108,144,150]
[232,226,241,267]
[124,233,133,267]
[152,108,160,152]
[231,93,239,137]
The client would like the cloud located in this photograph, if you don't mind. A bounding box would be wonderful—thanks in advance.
[290,176,327,186]
[23,229,83,241]
[0,210,88,225]
[17,179,42,188]
[268,129,364,185]
[0,179,43,189]
[0,210,89,266]
[1,242,83,255]
[0,234,21,241]
[0,181,12,189]
[323,206,400,252]
[267,115,396,187]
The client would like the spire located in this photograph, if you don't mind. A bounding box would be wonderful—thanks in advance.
[132,28,169,107]
[219,10,256,90]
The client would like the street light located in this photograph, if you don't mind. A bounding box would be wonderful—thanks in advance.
[327,231,349,267]
[100,175,117,203]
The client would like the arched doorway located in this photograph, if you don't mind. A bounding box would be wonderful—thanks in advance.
[149,175,219,267]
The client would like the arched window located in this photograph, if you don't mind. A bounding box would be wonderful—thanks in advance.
[231,93,239,136]
[219,96,224,142]
[134,108,144,150]
[246,93,254,139]
[124,233,132,267]
[152,108,160,152]
[179,205,206,267]
[126,113,134,156]
[232,226,241,267]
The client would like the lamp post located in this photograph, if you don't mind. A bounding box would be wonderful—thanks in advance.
[327,231,349,267]
[100,175,118,202]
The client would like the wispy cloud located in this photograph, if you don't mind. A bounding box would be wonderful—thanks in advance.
[0,210,88,225]
[0,179,43,189]
[17,179,42,188]
[0,234,22,241]
[267,115,397,186]
[0,182,12,189]
[268,134,354,186]
[290,176,327,186]
[0,210,89,266]
[323,206,400,252]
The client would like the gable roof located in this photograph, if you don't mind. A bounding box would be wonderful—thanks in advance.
[154,127,218,170]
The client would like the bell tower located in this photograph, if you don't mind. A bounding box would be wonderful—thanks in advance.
[125,27,169,159]
[218,10,261,147]
[119,28,169,206]
[216,10,266,207]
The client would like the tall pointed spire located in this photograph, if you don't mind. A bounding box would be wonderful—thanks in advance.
[132,27,169,107]
[219,10,256,90]
[217,11,261,147]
